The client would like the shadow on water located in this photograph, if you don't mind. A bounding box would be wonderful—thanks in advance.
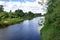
[0,17,44,40]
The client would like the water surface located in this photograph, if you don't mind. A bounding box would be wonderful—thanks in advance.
[0,17,44,40]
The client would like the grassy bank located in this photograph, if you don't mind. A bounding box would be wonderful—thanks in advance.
[41,0,60,40]
[0,12,41,28]
[0,7,42,28]
[0,16,40,28]
[0,18,24,28]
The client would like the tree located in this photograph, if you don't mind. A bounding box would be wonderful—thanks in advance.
[28,11,34,16]
[15,9,25,17]
[0,5,4,12]
[41,0,60,40]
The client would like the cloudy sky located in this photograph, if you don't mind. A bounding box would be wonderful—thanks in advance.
[0,0,47,15]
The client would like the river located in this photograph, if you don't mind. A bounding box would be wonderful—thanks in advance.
[0,17,44,40]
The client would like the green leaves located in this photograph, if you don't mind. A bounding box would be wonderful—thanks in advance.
[41,0,60,40]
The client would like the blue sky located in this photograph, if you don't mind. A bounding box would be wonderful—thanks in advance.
[2,0,36,2]
[0,0,47,15]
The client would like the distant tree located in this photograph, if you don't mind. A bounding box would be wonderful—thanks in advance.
[28,11,34,15]
[4,12,9,18]
[1,12,9,19]
[10,10,12,13]
[0,5,4,12]
[15,9,25,17]
[28,11,33,14]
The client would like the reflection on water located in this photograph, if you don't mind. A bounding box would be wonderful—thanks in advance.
[0,17,44,40]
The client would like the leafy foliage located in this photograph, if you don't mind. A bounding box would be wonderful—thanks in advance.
[41,0,60,40]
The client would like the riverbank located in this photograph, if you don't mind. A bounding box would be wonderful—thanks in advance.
[0,8,42,28]
[0,18,23,28]
[41,0,60,40]
[0,14,41,28]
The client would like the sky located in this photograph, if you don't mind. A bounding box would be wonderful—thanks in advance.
[0,0,47,15]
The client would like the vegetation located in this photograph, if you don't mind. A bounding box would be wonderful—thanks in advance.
[0,5,42,28]
[41,0,60,40]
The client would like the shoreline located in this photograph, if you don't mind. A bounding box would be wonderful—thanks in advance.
[0,16,41,28]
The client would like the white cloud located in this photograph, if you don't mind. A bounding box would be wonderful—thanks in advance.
[0,1,5,5]
[0,0,47,15]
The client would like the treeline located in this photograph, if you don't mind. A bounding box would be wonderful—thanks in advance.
[41,0,60,40]
[0,5,42,28]
[0,5,42,20]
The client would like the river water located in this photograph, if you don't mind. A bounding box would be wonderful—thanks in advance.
[0,17,44,40]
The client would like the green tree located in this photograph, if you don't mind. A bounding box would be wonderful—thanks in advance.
[41,0,60,40]
[0,5,4,12]
[28,11,34,16]
[15,9,25,17]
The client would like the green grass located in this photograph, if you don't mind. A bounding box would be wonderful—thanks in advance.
[41,24,60,40]
[7,18,24,25]
[0,17,24,28]
[0,15,40,28]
